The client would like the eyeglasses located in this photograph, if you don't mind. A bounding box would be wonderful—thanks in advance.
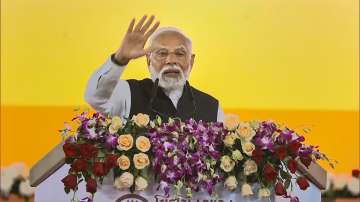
[151,48,188,60]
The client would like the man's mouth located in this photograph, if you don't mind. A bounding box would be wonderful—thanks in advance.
[163,69,181,78]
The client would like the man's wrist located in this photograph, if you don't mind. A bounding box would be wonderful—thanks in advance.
[111,53,129,66]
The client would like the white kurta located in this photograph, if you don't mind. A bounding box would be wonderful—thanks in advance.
[84,56,225,122]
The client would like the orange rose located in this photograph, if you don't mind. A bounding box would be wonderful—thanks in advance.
[117,155,130,170]
[117,134,134,151]
[224,115,240,130]
[132,113,150,127]
[133,153,150,170]
[136,136,151,152]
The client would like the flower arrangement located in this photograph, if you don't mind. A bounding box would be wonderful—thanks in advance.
[59,111,334,201]
[60,111,152,201]
[220,116,335,201]
[148,118,226,197]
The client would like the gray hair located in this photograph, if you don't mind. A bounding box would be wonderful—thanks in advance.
[148,26,193,52]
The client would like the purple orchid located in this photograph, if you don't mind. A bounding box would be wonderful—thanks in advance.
[149,119,226,196]
[104,134,117,149]
[255,135,275,151]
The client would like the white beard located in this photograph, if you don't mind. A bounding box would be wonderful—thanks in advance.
[149,63,189,91]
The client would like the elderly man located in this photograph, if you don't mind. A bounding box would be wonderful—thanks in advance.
[85,15,224,122]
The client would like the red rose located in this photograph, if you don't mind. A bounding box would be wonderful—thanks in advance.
[63,143,77,158]
[105,154,119,168]
[71,159,88,172]
[275,146,287,160]
[288,142,301,156]
[352,169,360,178]
[104,154,119,172]
[296,177,309,190]
[263,163,277,182]
[86,178,97,194]
[93,162,106,177]
[287,159,298,174]
[275,182,287,196]
[300,156,312,168]
[61,174,77,190]
[79,144,98,160]
[252,147,264,164]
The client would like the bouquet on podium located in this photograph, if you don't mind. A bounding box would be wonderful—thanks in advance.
[59,111,334,202]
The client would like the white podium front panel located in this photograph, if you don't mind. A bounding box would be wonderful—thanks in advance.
[35,164,319,202]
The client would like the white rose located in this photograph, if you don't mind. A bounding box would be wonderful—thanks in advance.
[232,149,244,161]
[243,160,258,176]
[241,183,254,197]
[109,116,123,134]
[19,179,35,196]
[135,176,148,191]
[236,122,256,141]
[220,155,235,172]
[224,176,238,191]
[258,187,271,198]
[241,141,255,156]
[224,134,235,147]
[114,172,134,189]
[224,114,240,130]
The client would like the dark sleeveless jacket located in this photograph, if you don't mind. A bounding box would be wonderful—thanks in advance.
[126,78,218,122]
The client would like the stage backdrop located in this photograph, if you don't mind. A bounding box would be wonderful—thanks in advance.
[1,0,359,175]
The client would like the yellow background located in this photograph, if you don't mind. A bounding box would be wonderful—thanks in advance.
[1,0,359,174]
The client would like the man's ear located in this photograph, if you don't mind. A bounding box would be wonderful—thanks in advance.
[190,54,195,69]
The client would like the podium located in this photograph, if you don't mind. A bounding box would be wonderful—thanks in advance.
[30,142,327,202]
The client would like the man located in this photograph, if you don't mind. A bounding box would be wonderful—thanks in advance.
[85,15,224,122]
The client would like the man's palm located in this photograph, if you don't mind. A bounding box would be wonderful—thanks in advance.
[115,15,160,65]
[121,32,149,59]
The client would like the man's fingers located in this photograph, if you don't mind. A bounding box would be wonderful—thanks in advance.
[144,21,160,39]
[134,15,147,32]
[140,15,155,34]
[127,18,135,34]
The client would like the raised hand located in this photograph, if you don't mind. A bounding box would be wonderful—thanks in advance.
[114,15,160,65]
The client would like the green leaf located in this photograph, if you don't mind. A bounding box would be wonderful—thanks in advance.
[140,168,149,179]
[64,187,70,194]
[97,150,105,158]
[284,179,291,190]
[279,169,292,180]
[65,158,74,164]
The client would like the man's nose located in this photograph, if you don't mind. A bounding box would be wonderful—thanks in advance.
[165,53,177,65]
